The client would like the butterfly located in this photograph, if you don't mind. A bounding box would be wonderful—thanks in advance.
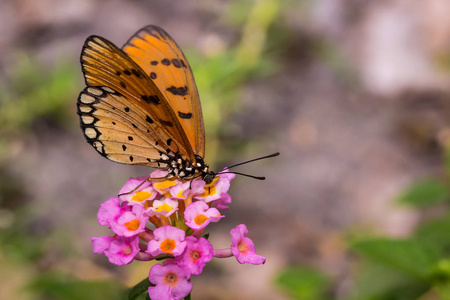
[77,25,217,183]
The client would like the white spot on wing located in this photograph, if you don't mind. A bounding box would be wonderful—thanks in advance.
[85,128,97,139]
[102,87,115,93]
[87,87,103,96]
[80,93,96,104]
[79,105,93,113]
[81,115,95,124]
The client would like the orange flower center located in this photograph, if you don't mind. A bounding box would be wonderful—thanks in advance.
[191,250,200,262]
[163,271,179,287]
[194,214,208,225]
[124,219,140,231]
[238,241,250,254]
[160,238,176,254]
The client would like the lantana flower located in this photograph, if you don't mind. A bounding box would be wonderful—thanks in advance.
[184,201,223,231]
[230,224,266,265]
[147,225,187,257]
[97,197,129,227]
[110,205,148,237]
[175,236,214,276]
[146,198,179,217]
[90,167,268,298]
[119,176,157,205]
[91,235,140,265]
[148,263,192,300]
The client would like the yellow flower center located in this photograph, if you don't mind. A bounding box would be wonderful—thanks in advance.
[154,180,177,191]
[131,191,152,202]
[155,203,173,213]
[201,186,217,197]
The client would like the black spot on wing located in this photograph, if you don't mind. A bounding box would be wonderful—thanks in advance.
[161,58,170,66]
[120,81,126,88]
[128,136,133,141]
[146,115,154,124]
[122,145,127,151]
[171,59,181,68]
[150,72,157,79]
[132,69,141,77]
[151,60,158,65]
[123,69,132,75]
[178,111,192,119]
[159,119,173,127]
[141,95,161,105]
[167,86,188,96]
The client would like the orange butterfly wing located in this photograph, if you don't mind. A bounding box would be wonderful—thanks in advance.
[122,25,205,158]
[77,35,196,167]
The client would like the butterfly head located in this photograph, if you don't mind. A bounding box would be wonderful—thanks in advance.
[193,154,216,184]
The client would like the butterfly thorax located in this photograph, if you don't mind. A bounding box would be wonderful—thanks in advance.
[163,153,215,184]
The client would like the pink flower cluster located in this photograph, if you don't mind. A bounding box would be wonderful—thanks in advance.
[91,169,265,299]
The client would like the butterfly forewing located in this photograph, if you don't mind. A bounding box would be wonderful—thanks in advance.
[78,86,169,168]
[78,35,197,165]
[122,25,205,158]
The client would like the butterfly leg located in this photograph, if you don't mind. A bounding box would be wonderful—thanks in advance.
[117,176,176,197]
[118,177,151,197]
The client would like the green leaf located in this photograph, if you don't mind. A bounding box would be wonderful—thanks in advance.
[415,213,450,254]
[396,178,449,207]
[275,266,330,300]
[350,238,441,279]
[348,262,430,300]
[26,272,126,300]
[128,277,152,300]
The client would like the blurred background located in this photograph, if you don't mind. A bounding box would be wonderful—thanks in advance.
[2,0,450,299]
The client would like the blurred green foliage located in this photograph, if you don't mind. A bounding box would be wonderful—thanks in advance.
[26,272,126,300]
[275,266,330,300]
[0,54,78,135]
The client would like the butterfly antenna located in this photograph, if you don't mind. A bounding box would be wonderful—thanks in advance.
[224,152,280,170]
[216,152,280,180]
[218,171,266,180]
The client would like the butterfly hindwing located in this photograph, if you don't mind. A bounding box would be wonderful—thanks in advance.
[122,25,205,158]
[79,35,196,164]
[77,86,172,168]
